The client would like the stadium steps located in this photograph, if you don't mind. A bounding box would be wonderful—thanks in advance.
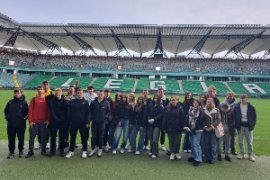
[12,74,20,88]
[177,80,184,94]
[223,82,235,94]
[132,79,138,92]
[89,78,97,86]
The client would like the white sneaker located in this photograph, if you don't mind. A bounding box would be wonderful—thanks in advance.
[81,151,87,158]
[151,154,157,159]
[34,143,41,150]
[120,149,125,154]
[248,155,255,162]
[161,145,166,151]
[175,153,182,160]
[148,152,152,156]
[183,150,188,153]
[65,151,74,159]
[135,151,141,155]
[103,146,109,152]
[237,154,245,160]
[170,153,175,160]
[128,149,133,153]
[89,147,98,157]
[97,149,103,157]
[46,143,50,149]
[112,150,117,155]
[187,150,191,153]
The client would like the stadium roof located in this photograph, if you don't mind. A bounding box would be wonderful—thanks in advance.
[1,12,270,58]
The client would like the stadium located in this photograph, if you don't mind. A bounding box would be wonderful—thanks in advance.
[0,7,270,180]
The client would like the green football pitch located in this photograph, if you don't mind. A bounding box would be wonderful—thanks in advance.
[0,90,270,180]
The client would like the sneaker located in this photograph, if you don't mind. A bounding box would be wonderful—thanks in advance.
[188,157,194,162]
[103,146,110,152]
[19,151,23,158]
[7,152,15,159]
[151,154,157,159]
[120,149,125,154]
[175,153,182,160]
[237,154,245,160]
[34,144,41,150]
[161,145,166,151]
[65,151,74,159]
[127,149,133,153]
[225,155,231,162]
[187,150,191,153]
[183,150,188,153]
[112,150,117,155]
[217,155,222,161]
[97,149,103,157]
[231,149,238,156]
[25,151,34,158]
[193,161,201,167]
[135,151,141,155]
[148,152,152,156]
[89,147,98,157]
[81,151,87,158]
[248,156,255,162]
[46,143,50,150]
[170,153,175,160]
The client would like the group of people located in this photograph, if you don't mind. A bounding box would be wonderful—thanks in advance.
[4,81,257,166]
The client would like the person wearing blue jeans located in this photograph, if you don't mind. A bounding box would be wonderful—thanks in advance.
[184,99,206,166]
[203,98,221,164]
[130,96,147,154]
[112,94,133,154]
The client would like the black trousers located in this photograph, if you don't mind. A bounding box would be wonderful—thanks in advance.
[69,122,88,152]
[168,133,182,154]
[91,122,106,149]
[160,131,166,145]
[103,122,110,147]
[50,121,68,152]
[7,124,26,153]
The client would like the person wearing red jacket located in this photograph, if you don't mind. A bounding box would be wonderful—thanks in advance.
[25,86,50,158]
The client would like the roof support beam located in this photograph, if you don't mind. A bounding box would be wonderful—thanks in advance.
[111,29,131,57]
[3,27,20,47]
[187,30,212,58]
[137,37,142,57]
[24,31,63,55]
[174,36,183,57]
[225,30,265,58]
[150,28,167,58]
[65,29,97,56]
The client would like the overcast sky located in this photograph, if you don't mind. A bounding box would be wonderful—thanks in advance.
[1,0,270,24]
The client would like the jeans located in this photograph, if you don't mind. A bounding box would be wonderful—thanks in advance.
[29,122,47,152]
[7,124,26,153]
[217,131,230,156]
[167,133,182,154]
[238,126,253,156]
[108,125,116,147]
[130,125,145,152]
[183,132,191,151]
[190,131,203,162]
[69,122,88,152]
[147,126,160,155]
[203,131,217,162]
[112,119,129,150]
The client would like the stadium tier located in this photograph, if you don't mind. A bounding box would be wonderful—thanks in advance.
[0,74,267,97]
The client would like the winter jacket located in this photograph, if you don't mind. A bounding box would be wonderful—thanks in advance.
[185,108,206,133]
[47,95,68,123]
[233,103,256,131]
[130,105,147,127]
[67,98,90,124]
[115,102,133,122]
[148,103,164,128]
[162,105,185,134]
[4,95,29,127]
[203,107,221,131]
[90,98,110,124]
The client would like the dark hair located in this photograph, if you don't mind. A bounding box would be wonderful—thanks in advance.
[153,94,161,104]
[87,86,94,90]
[104,89,110,93]
[135,96,144,112]
[42,80,49,85]
[36,86,43,90]
[76,87,83,92]
[99,90,104,93]
[14,88,23,94]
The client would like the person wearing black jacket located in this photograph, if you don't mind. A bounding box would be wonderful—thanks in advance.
[233,94,256,162]
[184,99,206,166]
[112,94,133,154]
[157,87,169,151]
[163,96,185,160]
[46,88,68,157]
[142,90,153,150]
[89,90,110,157]
[182,92,194,153]
[4,89,29,158]
[147,95,164,158]
[65,88,90,159]
[129,96,147,154]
